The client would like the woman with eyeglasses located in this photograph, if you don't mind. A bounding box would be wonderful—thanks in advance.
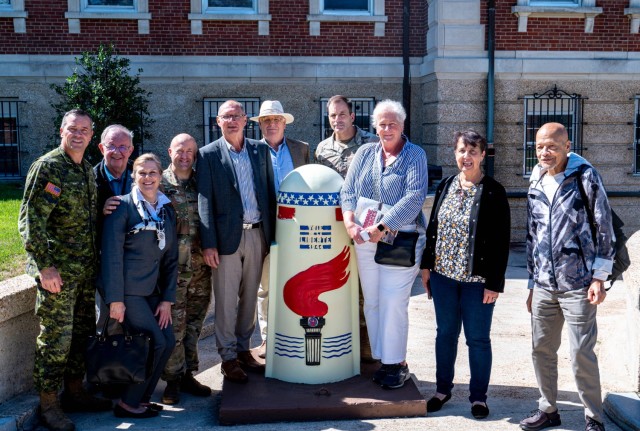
[341,99,428,390]
[101,153,178,418]
[420,130,510,419]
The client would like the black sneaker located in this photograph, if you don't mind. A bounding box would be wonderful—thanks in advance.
[372,364,390,384]
[520,409,561,431]
[585,417,605,431]
[380,363,410,389]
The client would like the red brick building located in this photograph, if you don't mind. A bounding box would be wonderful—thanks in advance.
[1,0,639,238]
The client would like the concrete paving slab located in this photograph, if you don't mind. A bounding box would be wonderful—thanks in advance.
[218,362,426,425]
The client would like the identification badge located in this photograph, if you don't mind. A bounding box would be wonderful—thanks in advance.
[157,230,166,250]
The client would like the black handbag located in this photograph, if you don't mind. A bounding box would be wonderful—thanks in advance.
[86,318,151,385]
[374,231,419,267]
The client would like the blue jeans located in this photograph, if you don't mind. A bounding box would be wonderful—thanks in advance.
[430,271,495,403]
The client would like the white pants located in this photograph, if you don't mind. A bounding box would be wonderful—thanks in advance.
[354,230,425,364]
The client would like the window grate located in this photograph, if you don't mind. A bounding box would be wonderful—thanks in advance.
[0,100,21,178]
[634,95,640,175]
[202,98,261,146]
[521,85,585,176]
[320,97,375,140]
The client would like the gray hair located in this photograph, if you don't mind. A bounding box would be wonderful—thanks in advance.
[101,124,134,144]
[371,99,406,127]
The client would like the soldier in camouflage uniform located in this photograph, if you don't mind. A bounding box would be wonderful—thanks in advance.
[160,134,212,404]
[18,109,112,431]
[314,95,378,363]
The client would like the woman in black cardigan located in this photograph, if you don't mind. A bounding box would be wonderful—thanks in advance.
[421,130,510,419]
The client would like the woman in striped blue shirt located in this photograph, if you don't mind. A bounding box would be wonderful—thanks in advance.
[341,99,428,389]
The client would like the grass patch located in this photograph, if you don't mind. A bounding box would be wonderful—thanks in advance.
[0,182,27,281]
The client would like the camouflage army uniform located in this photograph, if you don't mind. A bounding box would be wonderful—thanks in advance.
[315,125,378,177]
[161,167,212,381]
[18,147,98,392]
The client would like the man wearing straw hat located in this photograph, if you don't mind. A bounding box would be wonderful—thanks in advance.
[249,100,310,359]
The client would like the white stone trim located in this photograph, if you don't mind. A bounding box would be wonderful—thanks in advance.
[307,0,386,37]
[426,0,486,58]
[626,0,640,33]
[0,0,27,33]
[189,0,271,35]
[65,0,150,34]
[512,0,602,33]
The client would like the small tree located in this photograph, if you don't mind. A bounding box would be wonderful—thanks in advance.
[51,43,153,164]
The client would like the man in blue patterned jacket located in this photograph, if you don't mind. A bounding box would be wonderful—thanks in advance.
[521,122,614,431]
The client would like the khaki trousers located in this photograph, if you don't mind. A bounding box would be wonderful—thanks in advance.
[531,287,603,422]
[212,228,266,361]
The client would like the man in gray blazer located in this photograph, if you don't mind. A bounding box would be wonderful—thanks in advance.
[249,100,310,359]
[196,100,276,383]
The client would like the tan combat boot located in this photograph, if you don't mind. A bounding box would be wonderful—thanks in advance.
[40,391,75,431]
[61,376,112,412]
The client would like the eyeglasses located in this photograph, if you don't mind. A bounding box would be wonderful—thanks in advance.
[218,114,246,122]
[104,145,131,153]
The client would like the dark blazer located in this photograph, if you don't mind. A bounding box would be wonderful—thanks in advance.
[196,137,276,255]
[101,193,178,304]
[94,159,133,248]
[286,137,310,168]
[421,174,511,293]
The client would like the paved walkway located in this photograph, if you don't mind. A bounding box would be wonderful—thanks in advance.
[5,245,635,431]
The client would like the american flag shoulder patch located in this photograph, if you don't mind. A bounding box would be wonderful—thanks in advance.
[44,182,61,197]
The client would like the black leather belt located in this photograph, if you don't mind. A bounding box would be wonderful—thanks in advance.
[242,221,261,230]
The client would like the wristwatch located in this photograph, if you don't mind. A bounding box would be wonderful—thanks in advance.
[377,223,386,232]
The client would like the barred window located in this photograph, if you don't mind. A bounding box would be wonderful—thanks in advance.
[634,95,640,175]
[202,98,261,145]
[320,97,375,141]
[0,100,22,178]
[521,86,585,176]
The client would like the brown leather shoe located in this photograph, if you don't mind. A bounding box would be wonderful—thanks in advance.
[237,351,265,372]
[221,360,248,383]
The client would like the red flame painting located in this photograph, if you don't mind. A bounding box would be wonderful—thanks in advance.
[283,246,350,317]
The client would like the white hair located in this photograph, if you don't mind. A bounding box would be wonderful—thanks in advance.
[371,99,406,127]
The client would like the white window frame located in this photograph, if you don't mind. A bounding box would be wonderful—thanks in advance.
[0,0,28,33]
[511,0,602,33]
[320,97,375,141]
[65,0,151,34]
[626,0,640,34]
[0,99,23,178]
[203,98,262,145]
[308,0,387,37]
[188,0,272,35]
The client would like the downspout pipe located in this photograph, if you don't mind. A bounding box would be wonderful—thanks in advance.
[402,0,411,136]
[486,0,496,177]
